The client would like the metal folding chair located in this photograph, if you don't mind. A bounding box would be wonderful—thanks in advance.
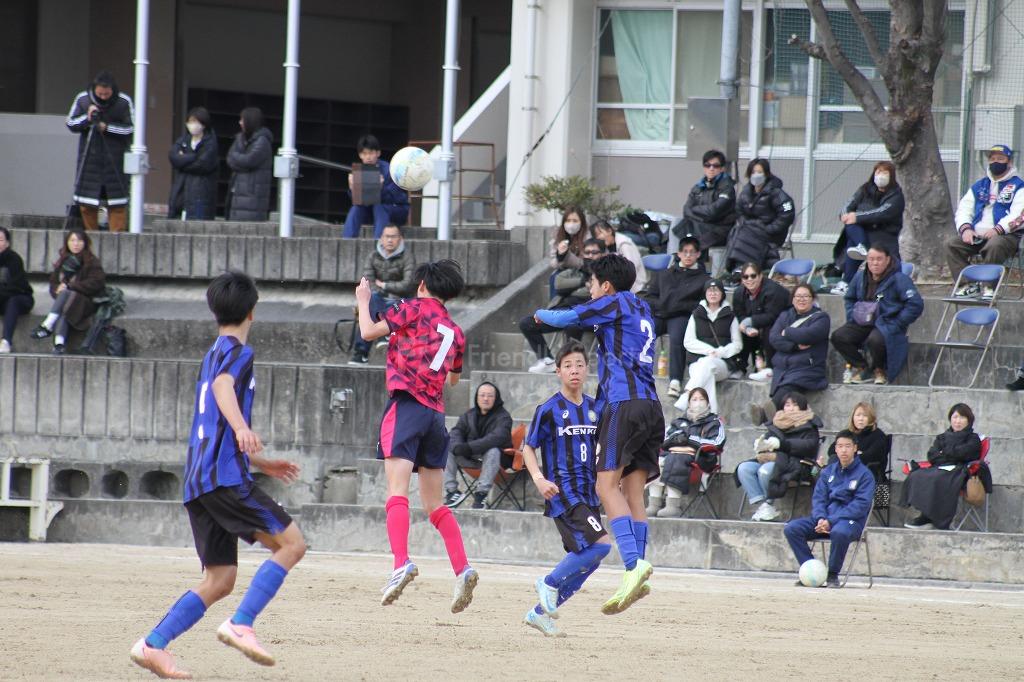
[642,253,673,272]
[768,258,815,285]
[813,497,875,588]
[681,445,723,519]
[928,308,1000,388]
[936,263,1004,342]
[900,261,915,279]
[954,436,991,532]
[448,425,528,511]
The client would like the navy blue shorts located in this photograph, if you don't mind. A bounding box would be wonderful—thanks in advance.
[553,503,606,553]
[595,399,664,483]
[376,391,450,471]
[185,482,292,567]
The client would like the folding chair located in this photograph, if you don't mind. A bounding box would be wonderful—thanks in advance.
[900,261,915,279]
[681,444,723,519]
[1002,238,1024,300]
[813,497,875,588]
[928,308,1000,388]
[868,434,893,527]
[953,435,991,532]
[642,253,673,273]
[936,264,1004,342]
[768,258,815,285]
[490,424,530,511]
[736,454,820,520]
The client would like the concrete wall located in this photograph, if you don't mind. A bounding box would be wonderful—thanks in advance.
[0,114,77,215]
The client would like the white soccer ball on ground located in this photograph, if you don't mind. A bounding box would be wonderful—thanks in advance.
[798,558,829,587]
[390,146,434,192]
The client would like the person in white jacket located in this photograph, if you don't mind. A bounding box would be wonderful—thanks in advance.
[592,220,647,293]
[678,279,742,413]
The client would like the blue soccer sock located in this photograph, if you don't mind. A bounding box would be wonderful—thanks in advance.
[534,543,610,614]
[232,560,289,627]
[145,591,207,650]
[632,520,649,560]
[609,516,639,570]
[544,542,609,588]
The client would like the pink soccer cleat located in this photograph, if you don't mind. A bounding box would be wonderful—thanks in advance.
[216,620,275,666]
[129,638,192,680]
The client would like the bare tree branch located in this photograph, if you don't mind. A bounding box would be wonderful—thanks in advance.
[844,0,888,75]
[788,34,827,60]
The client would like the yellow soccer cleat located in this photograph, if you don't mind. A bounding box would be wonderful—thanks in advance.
[600,559,653,615]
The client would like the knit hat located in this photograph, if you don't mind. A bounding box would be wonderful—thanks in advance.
[704,279,725,296]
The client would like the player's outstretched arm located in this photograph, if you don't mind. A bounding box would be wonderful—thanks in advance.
[522,444,559,499]
[212,373,263,456]
[356,277,391,341]
[533,308,580,330]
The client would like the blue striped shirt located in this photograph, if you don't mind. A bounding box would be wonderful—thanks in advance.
[525,392,601,518]
[183,336,256,502]
[572,292,659,405]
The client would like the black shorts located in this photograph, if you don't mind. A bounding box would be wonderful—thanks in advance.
[595,399,665,483]
[185,483,293,568]
[376,391,450,470]
[553,503,607,553]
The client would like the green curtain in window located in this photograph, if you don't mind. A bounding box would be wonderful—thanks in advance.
[611,10,671,140]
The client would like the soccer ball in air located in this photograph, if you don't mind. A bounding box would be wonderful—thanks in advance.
[798,558,829,588]
[390,146,434,191]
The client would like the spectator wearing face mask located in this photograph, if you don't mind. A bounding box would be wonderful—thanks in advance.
[829,161,904,296]
[167,106,219,220]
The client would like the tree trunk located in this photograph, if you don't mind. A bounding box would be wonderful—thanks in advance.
[893,114,953,273]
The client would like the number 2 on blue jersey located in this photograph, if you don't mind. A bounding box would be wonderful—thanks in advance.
[639,319,654,363]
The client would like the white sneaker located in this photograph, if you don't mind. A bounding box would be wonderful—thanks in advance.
[981,285,996,300]
[759,503,782,521]
[829,280,848,295]
[955,282,980,298]
[751,501,770,521]
[528,357,555,374]
[846,244,868,261]
[748,368,773,382]
[667,379,682,398]
[0,339,10,354]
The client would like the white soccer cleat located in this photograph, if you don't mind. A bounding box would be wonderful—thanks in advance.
[381,561,419,606]
[535,577,560,617]
[524,608,564,637]
[451,566,479,613]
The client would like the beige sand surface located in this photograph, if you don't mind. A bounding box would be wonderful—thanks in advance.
[1,543,1022,681]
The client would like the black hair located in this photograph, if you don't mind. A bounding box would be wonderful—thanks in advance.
[381,224,403,236]
[59,229,93,259]
[948,403,975,429]
[0,227,10,242]
[186,106,212,130]
[414,259,464,301]
[357,134,381,152]
[207,271,259,326]
[687,387,710,403]
[792,283,817,301]
[834,429,857,445]
[741,262,762,276]
[746,157,772,179]
[555,339,588,367]
[93,70,116,89]
[591,219,614,235]
[583,238,607,253]
[868,243,893,258]
[239,107,264,137]
[678,235,701,252]
[702,149,727,166]
[782,391,809,411]
[589,254,636,294]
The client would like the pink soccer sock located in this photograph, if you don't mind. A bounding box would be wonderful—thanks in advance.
[385,496,411,569]
[429,506,470,575]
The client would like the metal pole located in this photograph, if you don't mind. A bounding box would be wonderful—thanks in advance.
[437,0,461,241]
[518,1,540,228]
[277,0,301,237]
[720,0,740,100]
[127,0,150,234]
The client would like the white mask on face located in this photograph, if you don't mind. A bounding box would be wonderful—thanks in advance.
[186,121,204,136]
[689,398,709,412]
[564,221,581,236]
[750,172,766,187]
[874,173,890,189]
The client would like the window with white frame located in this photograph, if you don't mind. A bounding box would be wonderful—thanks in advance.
[594,8,752,146]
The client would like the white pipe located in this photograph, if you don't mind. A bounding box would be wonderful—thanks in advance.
[437,0,461,241]
[720,0,740,100]
[278,0,301,238]
[518,1,540,228]
[128,0,150,234]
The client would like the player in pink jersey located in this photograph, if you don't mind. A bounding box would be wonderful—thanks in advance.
[355,259,478,613]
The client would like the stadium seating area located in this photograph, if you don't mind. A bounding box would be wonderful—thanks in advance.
[1,214,1022,585]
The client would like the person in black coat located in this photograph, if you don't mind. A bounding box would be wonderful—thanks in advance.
[640,235,710,397]
[825,402,889,478]
[675,150,737,254]
[0,228,34,353]
[730,262,789,381]
[167,107,219,220]
[723,158,795,276]
[830,160,905,294]
[65,70,134,232]
[226,107,274,221]
[902,404,983,530]
[443,382,514,509]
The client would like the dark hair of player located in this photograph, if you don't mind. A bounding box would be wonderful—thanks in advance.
[555,340,588,368]
[207,270,259,326]
[357,134,381,152]
[589,253,636,294]
[415,259,464,302]
[834,429,857,445]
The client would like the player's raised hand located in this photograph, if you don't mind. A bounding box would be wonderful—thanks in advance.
[532,476,559,500]
[235,427,264,457]
[356,277,372,304]
[256,458,301,484]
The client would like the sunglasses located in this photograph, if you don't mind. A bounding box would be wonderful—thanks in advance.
[741,273,758,280]
[703,163,723,169]
[583,250,602,256]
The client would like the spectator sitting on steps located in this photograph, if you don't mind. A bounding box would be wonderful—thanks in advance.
[730,262,790,384]
[784,430,875,589]
[349,224,416,365]
[674,149,737,256]
[30,229,106,355]
[342,134,411,239]
[680,279,742,414]
[945,144,1024,298]
[0,227,34,354]
[722,158,795,282]
[444,382,514,509]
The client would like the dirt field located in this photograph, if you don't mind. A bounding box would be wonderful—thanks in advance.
[2,543,1022,681]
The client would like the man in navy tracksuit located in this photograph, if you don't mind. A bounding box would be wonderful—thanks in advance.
[784,430,875,588]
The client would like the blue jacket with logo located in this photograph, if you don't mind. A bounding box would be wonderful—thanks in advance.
[811,456,876,528]
[955,172,1024,235]
[844,263,923,381]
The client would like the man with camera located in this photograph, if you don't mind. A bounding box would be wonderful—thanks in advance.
[66,70,135,232]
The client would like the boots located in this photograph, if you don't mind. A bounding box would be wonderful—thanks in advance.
[645,493,664,516]
[656,495,683,518]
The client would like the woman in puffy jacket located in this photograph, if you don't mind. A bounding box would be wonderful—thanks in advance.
[167,106,219,220]
[731,262,790,382]
[830,160,905,295]
[646,387,726,518]
[723,158,795,278]
[226,107,274,221]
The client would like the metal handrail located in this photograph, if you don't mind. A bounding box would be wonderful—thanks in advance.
[297,154,351,173]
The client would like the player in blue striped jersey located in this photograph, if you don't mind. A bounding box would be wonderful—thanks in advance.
[521,341,611,636]
[131,272,307,679]
[534,255,664,615]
